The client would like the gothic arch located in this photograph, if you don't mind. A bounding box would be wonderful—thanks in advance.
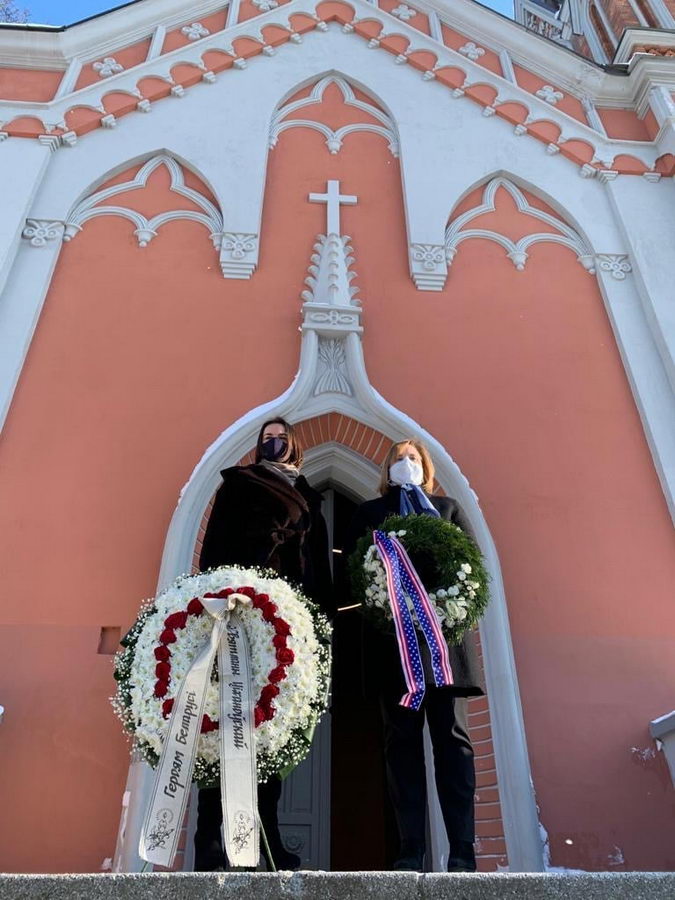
[444,173,596,275]
[444,169,598,255]
[112,293,545,872]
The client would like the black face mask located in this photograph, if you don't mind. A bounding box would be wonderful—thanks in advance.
[261,436,288,462]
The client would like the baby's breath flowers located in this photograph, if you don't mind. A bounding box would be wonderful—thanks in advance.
[112,566,331,786]
[350,514,489,645]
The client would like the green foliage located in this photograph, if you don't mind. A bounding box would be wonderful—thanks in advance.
[348,513,490,645]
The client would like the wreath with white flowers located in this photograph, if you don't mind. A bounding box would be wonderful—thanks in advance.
[112,566,331,786]
[348,514,489,645]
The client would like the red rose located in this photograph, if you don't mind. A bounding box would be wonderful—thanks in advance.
[261,684,280,705]
[254,706,265,728]
[187,598,203,615]
[159,628,177,645]
[274,619,291,637]
[216,588,234,599]
[237,586,256,599]
[264,705,276,721]
[256,593,269,605]
[272,634,287,650]
[262,603,278,623]
[164,611,188,630]
[154,646,171,662]
[154,680,169,698]
[162,698,174,718]
[276,647,295,666]
[269,666,287,684]
[201,715,218,733]
[155,662,171,680]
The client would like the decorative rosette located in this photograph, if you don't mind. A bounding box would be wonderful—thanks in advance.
[348,514,489,644]
[112,566,331,786]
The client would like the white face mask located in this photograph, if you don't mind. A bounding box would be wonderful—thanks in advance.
[389,457,424,487]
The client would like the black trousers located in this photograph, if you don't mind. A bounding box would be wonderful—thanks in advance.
[380,685,476,850]
[194,777,283,870]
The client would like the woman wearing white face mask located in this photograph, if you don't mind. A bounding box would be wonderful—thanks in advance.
[344,440,484,874]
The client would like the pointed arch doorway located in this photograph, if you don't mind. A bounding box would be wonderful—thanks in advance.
[114,190,544,873]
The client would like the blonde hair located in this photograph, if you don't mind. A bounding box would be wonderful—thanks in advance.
[379,440,435,495]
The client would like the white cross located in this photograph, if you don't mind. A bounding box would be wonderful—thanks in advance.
[309,180,358,236]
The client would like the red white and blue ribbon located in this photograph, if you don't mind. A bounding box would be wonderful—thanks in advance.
[373,530,453,710]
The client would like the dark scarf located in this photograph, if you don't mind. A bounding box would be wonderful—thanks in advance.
[398,484,441,518]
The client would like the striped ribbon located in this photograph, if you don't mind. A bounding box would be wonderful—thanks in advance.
[373,530,453,710]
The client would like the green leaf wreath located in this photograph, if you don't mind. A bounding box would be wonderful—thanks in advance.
[348,514,490,645]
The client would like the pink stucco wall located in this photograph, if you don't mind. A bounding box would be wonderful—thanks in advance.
[0,83,674,874]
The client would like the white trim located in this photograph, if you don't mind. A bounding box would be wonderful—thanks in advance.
[270,75,399,156]
[64,153,223,248]
[111,206,545,872]
[54,58,83,99]
[147,26,167,61]
[648,0,675,27]
[445,176,595,273]
[626,0,650,27]
[592,0,618,49]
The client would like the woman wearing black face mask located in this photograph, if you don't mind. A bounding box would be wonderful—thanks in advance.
[194,417,333,872]
[344,440,483,874]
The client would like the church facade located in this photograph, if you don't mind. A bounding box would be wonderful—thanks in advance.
[0,0,674,876]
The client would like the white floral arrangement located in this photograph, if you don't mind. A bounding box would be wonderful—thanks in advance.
[363,536,481,630]
[349,514,489,644]
[112,566,331,785]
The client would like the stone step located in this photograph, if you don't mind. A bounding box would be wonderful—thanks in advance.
[1,873,674,900]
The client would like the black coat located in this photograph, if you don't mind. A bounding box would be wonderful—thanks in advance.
[199,464,334,618]
[344,487,484,697]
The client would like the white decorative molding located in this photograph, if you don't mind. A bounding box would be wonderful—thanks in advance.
[22,220,65,247]
[270,75,399,157]
[596,253,632,280]
[445,177,595,273]
[536,84,564,105]
[37,135,61,153]
[391,4,418,21]
[459,42,486,62]
[93,57,125,78]
[63,154,223,250]
[139,174,542,879]
[219,232,259,279]
[252,0,279,9]
[410,243,448,291]
[181,22,210,41]
[301,234,362,336]
[315,337,352,396]
[302,180,362,340]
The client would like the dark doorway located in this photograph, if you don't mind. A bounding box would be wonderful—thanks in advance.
[329,488,397,870]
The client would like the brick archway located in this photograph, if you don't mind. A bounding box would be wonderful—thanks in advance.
[193,412,508,872]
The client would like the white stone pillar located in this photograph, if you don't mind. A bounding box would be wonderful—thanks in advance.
[0,217,65,432]
[0,137,54,297]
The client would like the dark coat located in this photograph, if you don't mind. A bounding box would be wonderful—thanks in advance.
[345,487,484,697]
[199,464,334,618]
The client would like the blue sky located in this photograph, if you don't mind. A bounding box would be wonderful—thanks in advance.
[24,0,514,27]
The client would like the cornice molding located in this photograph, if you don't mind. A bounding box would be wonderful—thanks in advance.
[0,0,229,68]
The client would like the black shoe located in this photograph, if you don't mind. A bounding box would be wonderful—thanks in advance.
[271,848,301,871]
[393,840,424,872]
[194,837,226,872]
[447,840,476,872]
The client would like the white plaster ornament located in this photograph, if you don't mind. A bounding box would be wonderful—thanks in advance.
[93,57,124,78]
[459,42,486,61]
[391,4,418,21]
[181,23,210,41]
[536,85,564,105]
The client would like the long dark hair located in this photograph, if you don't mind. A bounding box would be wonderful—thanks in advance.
[255,417,304,467]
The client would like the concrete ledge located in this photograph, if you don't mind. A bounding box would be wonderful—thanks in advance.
[1,873,675,900]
